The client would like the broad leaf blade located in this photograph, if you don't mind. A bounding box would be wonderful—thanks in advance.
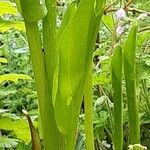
[54,0,106,147]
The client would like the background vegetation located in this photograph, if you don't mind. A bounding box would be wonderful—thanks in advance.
[0,0,150,149]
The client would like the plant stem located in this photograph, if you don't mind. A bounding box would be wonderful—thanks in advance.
[84,61,95,150]
[24,21,47,148]
[25,21,65,150]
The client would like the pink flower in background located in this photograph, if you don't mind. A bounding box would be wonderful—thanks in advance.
[116,25,125,35]
[115,8,126,20]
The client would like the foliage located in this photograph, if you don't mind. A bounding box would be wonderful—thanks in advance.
[111,45,123,150]
[0,19,25,32]
[0,115,38,142]
[0,0,25,32]
[0,1,17,16]
[0,74,31,83]
[0,0,150,149]
[0,137,18,149]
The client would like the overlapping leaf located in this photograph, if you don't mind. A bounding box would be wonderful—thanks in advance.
[54,0,106,137]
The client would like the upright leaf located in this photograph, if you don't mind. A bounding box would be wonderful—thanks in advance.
[123,24,140,144]
[43,0,66,148]
[16,1,57,150]
[111,45,123,150]
[54,0,106,149]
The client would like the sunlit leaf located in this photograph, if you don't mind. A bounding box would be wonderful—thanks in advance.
[0,116,38,142]
[0,19,25,32]
[0,117,30,142]
[0,109,9,114]
[0,58,8,63]
[102,14,114,32]
[0,1,17,16]
[128,144,147,150]
[0,74,32,83]
[93,74,109,86]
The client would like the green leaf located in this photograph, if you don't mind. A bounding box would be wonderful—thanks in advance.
[18,0,47,22]
[0,19,25,32]
[137,31,150,47]
[111,45,123,150]
[139,1,150,12]
[0,109,9,114]
[128,144,147,150]
[0,74,32,83]
[0,58,8,63]
[0,116,30,142]
[54,0,106,148]
[0,1,17,16]
[123,24,140,144]
[102,14,114,32]
[0,137,18,148]
[0,115,38,142]
[58,1,77,38]
[93,74,109,86]
[93,111,108,128]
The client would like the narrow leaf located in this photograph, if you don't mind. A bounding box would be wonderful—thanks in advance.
[123,23,140,144]
[111,45,123,150]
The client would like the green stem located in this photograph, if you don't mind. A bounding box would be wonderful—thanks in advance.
[25,22,65,150]
[25,22,47,148]
[84,61,95,150]
[43,0,57,72]
[66,113,80,150]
